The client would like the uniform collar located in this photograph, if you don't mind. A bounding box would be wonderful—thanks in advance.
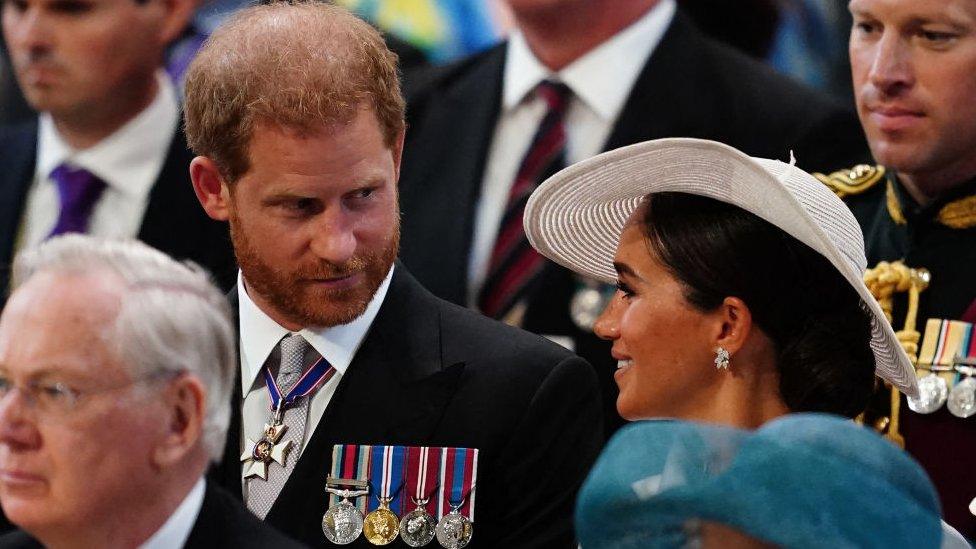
[886,171,976,229]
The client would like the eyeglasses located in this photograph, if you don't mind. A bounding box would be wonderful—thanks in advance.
[0,370,178,419]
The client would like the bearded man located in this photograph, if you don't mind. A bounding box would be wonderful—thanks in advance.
[184,3,603,547]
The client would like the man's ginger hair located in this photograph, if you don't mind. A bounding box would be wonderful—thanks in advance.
[183,1,405,181]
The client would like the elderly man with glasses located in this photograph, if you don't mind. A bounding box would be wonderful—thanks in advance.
[0,235,301,548]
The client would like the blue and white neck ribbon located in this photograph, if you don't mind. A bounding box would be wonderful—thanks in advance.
[263,355,336,412]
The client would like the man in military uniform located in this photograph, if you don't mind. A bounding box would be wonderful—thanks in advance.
[816,0,976,537]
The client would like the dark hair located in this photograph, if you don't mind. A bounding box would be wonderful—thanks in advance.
[641,192,875,418]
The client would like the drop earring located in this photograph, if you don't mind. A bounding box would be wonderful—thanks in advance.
[714,347,730,370]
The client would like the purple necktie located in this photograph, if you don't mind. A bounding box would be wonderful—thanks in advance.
[48,164,107,237]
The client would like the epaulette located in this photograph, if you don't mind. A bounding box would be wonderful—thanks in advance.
[813,164,885,198]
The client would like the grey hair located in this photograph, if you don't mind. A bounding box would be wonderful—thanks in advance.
[11,235,235,462]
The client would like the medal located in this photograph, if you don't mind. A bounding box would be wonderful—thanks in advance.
[948,374,976,418]
[400,496,437,547]
[434,448,477,549]
[401,446,441,547]
[435,500,473,549]
[242,354,336,482]
[323,481,370,545]
[363,446,406,545]
[570,277,613,331]
[240,404,293,480]
[907,372,949,414]
[364,496,400,545]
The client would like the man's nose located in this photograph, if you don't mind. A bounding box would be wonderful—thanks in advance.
[309,210,357,265]
[868,32,915,94]
[7,7,54,57]
[0,389,41,451]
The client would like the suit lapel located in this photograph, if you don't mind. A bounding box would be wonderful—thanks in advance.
[398,47,505,305]
[264,267,464,535]
[0,122,39,298]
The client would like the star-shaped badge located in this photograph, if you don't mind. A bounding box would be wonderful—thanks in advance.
[241,423,293,480]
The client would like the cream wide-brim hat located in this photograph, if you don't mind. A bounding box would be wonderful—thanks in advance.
[523,138,918,397]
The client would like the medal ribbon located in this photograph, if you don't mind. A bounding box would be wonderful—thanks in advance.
[368,445,406,514]
[329,444,372,511]
[263,355,336,411]
[918,319,974,386]
[439,447,478,521]
[405,446,442,516]
[952,322,975,385]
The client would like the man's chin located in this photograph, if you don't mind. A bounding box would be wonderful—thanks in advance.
[290,288,372,328]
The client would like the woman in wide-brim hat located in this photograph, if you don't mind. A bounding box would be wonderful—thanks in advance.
[524,138,950,547]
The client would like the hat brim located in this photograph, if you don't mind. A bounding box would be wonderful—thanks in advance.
[524,138,918,397]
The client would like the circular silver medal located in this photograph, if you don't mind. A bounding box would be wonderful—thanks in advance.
[907,373,949,414]
[570,279,612,331]
[947,376,976,418]
[322,500,365,545]
[400,507,437,547]
[435,511,473,549]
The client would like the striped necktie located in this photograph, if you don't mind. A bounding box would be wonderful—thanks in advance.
[478,80,572,321]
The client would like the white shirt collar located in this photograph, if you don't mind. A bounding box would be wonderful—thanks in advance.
[138,477,205,549]
[237,265,395,392]
[502,0,676,120]
[35,70,179,198]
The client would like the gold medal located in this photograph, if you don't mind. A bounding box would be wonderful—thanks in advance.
[363,497,400,546]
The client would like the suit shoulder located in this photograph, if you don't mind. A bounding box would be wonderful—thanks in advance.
[436,298,580,365]
[186,483,305,549]
[403,44,503,104]
[812,164,886,198]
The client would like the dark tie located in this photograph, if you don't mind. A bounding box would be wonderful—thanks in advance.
[478,80,572,321]
[48,164,107,238]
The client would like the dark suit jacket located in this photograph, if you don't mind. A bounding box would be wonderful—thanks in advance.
[0,481,305,548]
[210,265,604,547]
[397,11,870,437]
[0,119,238,301]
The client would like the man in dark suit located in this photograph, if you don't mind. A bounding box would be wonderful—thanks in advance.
[0,235,300,549]
[184,3,602,547]
[0,0,237,300]
[397,0,870,437]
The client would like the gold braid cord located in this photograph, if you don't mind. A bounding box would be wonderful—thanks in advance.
[862,261,930,448]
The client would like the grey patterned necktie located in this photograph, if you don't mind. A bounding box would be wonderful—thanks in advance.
[247,333,316,519]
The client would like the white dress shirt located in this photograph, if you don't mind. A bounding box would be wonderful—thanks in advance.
[467,0,676,306]
[17,71,179,251]
[138,477,205,549]
[237,266,394,486]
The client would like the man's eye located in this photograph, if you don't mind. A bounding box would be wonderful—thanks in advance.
[5,0,28,13]
[919,30,957,44]
[0,376,11,394]
[353,188,375,199]
[36,382,72,403]
[853,21,878,36]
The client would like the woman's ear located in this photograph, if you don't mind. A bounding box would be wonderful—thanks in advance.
[713,296,753,357]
